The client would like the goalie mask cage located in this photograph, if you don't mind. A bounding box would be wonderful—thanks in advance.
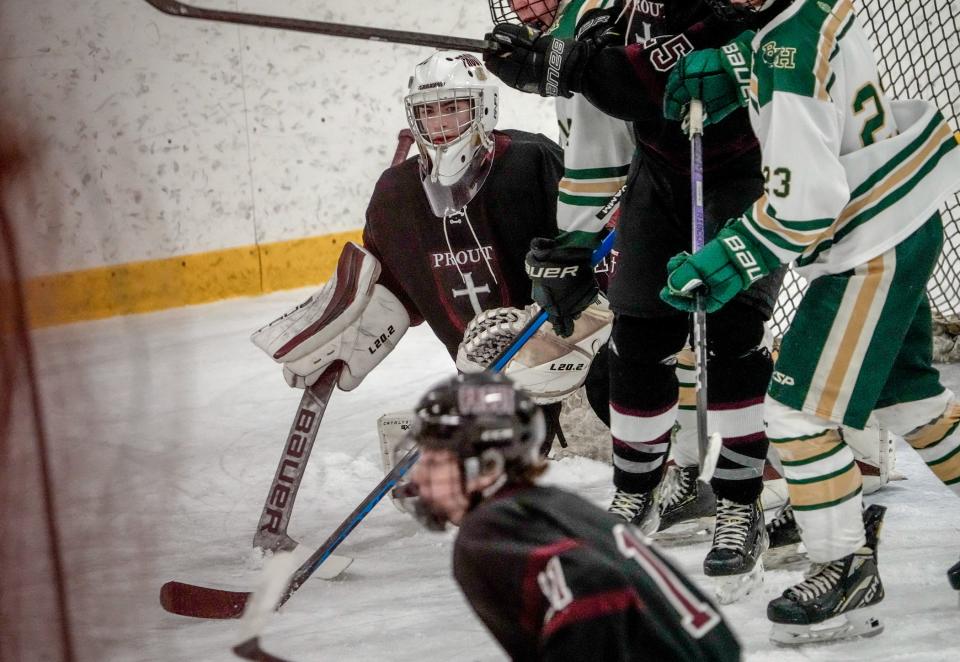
[769,1,960,349]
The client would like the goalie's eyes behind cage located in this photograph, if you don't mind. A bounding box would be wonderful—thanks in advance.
[414,98,476,144]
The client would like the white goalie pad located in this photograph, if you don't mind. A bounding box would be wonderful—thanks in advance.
[251,242,411,391]
[378,411,417,513]
[455,297,613,403]
[843,420,897,494]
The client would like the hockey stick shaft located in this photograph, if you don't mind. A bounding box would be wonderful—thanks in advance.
[278,447,421,607]
[392,129,415,167]
[687,100,722,482]
[142,1,489,52]
[252,365,340,551]
[490,229,618,372]
[252,130,416,552]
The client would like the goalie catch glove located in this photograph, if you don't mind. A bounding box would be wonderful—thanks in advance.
[455,297,613,403]
[251,242,410,390]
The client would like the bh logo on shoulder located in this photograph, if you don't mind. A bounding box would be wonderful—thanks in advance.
[761,41,797,70]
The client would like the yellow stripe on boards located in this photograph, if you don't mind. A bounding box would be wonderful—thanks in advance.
[23,229,362,328]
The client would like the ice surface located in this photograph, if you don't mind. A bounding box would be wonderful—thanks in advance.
[28,289,960,661]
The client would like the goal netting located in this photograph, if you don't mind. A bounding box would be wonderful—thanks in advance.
[769,0,960,360]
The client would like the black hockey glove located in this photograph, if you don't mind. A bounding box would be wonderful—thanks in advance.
[483,23,592,98]
[574,6,625,46]
[525,237,598,338]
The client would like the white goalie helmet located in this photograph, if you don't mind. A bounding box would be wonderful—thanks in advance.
[404,51,499,217]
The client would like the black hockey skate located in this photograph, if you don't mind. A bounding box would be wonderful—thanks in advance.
[704,498,767,604]
[763,501,806,570]
[654,464,715,545]
[608,489,660,535]
[768,504,887,645]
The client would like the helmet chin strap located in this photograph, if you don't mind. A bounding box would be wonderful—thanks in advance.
[464,450,508,499]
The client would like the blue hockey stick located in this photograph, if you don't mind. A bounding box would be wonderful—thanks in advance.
[164,229,620,621]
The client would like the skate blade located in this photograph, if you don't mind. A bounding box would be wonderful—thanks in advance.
[653,517,714,547]
[710,558,764,605]
[763,543,808,571]
[770,609,884,646]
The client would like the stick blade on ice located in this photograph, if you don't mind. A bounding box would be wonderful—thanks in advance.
[313,553,352,579]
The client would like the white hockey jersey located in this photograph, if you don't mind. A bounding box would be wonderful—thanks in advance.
[549,0,636,244]
[737,0,960,280]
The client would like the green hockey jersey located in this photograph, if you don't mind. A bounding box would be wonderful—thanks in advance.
[737,0,960,279]
[549,0,635,244]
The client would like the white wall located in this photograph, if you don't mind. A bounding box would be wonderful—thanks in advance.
[0,0,557,278]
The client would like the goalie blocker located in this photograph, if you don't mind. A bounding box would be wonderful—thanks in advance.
[251,242,410,391]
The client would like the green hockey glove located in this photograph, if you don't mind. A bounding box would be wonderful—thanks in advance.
[659,221,780,313]
[664,31,755,127]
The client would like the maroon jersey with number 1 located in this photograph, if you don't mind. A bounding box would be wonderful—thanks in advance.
[454,484,741,661]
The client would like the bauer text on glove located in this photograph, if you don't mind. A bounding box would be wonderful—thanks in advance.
[483,23,592,98]
[659,222,780,313]
[525,237,599,338]
[664,31,755,127]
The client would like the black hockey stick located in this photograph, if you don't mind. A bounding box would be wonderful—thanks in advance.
[142,1,489,52]
[687,99,722,483]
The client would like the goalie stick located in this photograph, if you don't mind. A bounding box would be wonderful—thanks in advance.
[161,234,621,623]
[253,365,339,553]
[687,99,722,483]
[252,129,416,557]
[160,131,417,619]
[142,0,488,52]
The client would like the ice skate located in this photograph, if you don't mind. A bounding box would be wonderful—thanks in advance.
[768,504,887,645]
[653,464,715,545]
[763,501,806,570]
[703,498,767,604]
[608,489,660,535]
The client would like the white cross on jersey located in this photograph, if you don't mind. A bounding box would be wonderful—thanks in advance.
[452,272,491,316]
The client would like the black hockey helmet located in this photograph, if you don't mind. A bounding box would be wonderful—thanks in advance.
[412,372,546,470]
[703,0,781,22]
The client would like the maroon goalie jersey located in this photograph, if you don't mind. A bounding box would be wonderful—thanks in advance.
[454,485,741,661]
[362,130,562,358]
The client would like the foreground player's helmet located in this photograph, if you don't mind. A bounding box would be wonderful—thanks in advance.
[412,372,546,473]
[704,0,779,22]
[404,51,499,217]
[489,0,562,30]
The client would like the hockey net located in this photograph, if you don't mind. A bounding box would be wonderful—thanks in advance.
[769,1,960,360]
